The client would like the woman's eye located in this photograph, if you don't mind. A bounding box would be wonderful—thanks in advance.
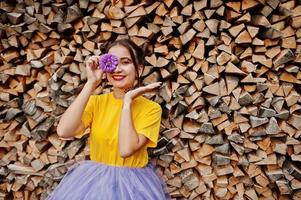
[121,60,131,64]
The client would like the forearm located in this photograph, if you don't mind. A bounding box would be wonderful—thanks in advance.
[118,101,139,157]
[57,82,96,138]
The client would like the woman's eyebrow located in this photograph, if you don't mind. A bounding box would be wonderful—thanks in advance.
[120,57,132,60]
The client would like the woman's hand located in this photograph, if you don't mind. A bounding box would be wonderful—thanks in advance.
[85,55,104,87]
[123,82,162,104]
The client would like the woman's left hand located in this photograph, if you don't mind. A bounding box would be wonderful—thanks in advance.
[123,82,162,103]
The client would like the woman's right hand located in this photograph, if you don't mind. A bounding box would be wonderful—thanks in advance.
[85,55,104,87]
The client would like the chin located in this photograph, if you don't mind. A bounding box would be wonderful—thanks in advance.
[112,84,130,91]
[111,81,134,90]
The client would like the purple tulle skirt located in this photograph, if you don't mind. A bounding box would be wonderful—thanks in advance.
[46,160,171,200]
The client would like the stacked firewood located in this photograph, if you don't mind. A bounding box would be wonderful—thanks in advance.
[1,0,301,199]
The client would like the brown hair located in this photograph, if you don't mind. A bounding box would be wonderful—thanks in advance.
[104,39,145,88]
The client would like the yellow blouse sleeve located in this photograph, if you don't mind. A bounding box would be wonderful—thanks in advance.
[82,95,95,129]
[135,103,162,148]
[75,95,95,137]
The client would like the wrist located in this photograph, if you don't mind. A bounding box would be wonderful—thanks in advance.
[85,81,97,92]
[123,99,132,107]
[86,81,98,88]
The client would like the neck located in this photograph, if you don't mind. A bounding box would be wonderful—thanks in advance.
[113,88,126,99]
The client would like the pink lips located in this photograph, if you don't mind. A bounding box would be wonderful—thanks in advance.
[112,75,125,81]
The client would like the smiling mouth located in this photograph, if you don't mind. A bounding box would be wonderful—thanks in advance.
[112,75,126,81]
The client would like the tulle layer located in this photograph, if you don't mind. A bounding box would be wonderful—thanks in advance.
[46,160,171,200]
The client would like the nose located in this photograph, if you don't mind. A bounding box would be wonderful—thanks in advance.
[113,61,122,73]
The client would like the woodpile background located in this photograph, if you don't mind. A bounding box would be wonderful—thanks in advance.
[1,0,301,199]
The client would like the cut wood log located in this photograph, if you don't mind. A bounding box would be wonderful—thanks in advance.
[1,0,301,199]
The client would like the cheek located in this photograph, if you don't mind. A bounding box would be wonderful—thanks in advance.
[124,66,136,79]
[127,71,138,84]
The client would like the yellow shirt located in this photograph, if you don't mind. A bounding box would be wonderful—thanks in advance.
[78,92,162,168]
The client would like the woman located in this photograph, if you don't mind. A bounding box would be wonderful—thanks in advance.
[46,39,171,200]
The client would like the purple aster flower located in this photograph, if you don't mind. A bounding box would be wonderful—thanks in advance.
[98,53,118,73]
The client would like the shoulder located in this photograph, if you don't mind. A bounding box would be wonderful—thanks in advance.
[137,96,162,114]
[88,93,109,103]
